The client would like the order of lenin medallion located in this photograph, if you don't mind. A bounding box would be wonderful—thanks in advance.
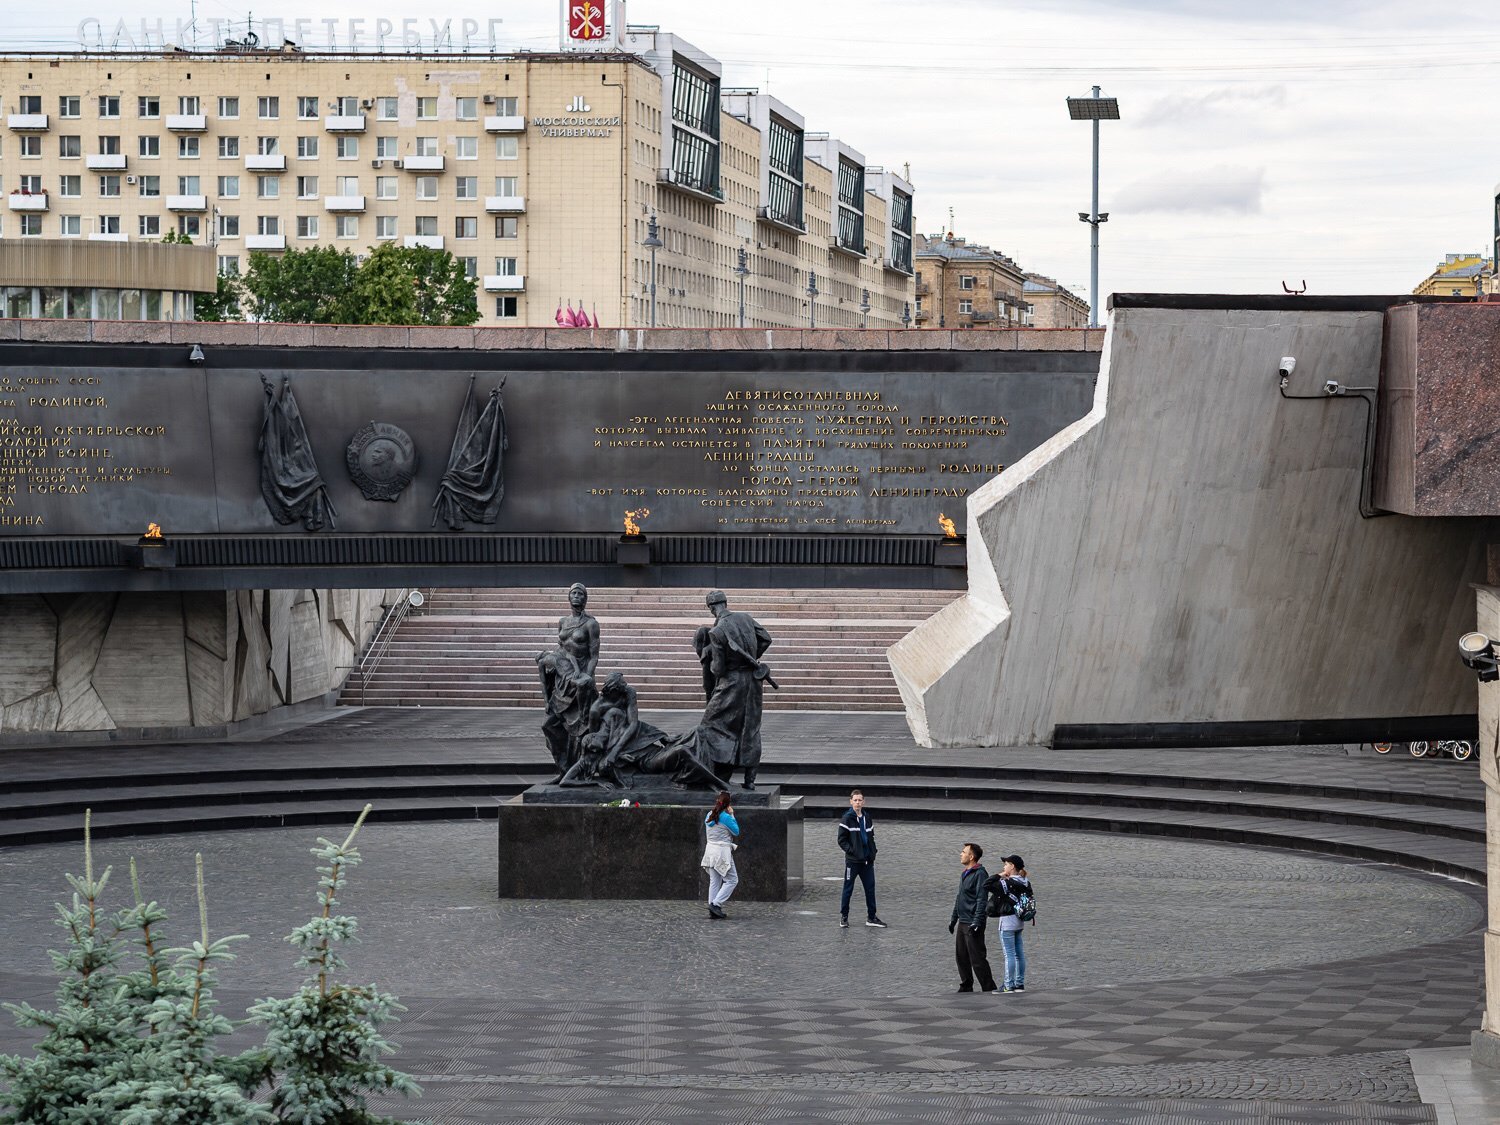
[346,422,418,502]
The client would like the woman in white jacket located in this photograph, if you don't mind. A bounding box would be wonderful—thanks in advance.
[701,790,740,919]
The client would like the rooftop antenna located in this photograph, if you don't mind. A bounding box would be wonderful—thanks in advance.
[1281,279,1307,295]
[189,0,198,48]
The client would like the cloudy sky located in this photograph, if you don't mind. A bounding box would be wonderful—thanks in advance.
[8,0,1497,300]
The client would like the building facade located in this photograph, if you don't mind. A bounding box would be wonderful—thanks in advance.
[0,238,214,318]
[0,36,914,328]
[913,233,1028,329]
[1412,252,1491,298]
[1023,272,1089,329]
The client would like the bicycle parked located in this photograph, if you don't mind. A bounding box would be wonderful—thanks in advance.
[1371,740,1476,761]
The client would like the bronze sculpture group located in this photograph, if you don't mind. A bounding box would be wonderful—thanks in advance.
[536,584,774,791]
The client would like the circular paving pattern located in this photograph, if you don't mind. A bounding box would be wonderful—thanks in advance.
[0,821,1480,1002]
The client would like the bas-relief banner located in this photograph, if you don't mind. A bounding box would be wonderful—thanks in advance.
[0,361,1094,537]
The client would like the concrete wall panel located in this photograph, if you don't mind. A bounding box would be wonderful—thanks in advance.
[893,306,1500,746]
[0,596,58,707]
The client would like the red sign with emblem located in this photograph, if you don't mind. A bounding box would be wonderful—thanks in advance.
[568,2,606,40]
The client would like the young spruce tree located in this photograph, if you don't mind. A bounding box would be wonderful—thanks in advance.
[241,805,419,1124]
[0,811,136,1123]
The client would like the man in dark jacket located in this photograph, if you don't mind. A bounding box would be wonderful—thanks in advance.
[837,789,886,929]
[948,842,997,992]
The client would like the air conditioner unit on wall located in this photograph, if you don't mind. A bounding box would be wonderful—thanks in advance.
[360,99,373,109]
[483,94,495,104]
[125,175,137,183]
[371,159,383,168]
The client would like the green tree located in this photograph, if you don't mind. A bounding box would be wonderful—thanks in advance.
[348,244,478,327]
[240,246,360,325]
[0,812,136,1123]
[196,273,244,323]
[239,805,419,1124]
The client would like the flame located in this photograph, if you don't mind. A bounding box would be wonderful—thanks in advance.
[623,508,651,536]
[938,513,958,540]
[143,523,164,540]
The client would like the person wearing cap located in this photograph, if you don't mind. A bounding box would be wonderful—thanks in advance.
[683,590,774,789]
[988,854,1032,993]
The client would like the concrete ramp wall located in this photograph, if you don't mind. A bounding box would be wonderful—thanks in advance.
[891,303,1499,747]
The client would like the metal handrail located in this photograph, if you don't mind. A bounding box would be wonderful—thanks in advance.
[351,588,425,705]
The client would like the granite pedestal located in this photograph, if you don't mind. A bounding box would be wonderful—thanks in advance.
[497,784,803,901]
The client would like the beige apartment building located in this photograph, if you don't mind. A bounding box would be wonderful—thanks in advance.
[914,232,1028,329]
[0,34,915,327]
[1023,272,1089,329]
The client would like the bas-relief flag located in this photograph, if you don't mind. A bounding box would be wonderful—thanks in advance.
[568,1,606,40]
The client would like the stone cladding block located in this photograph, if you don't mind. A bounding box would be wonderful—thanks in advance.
[409,326,475,349]
[93,321,173,344]
[0,318,21,341]
[169,321,256,346]
[887,330,957,350]
[256,324,316,347]
[312,324,411,348]
[474,327,547,350]
[950,330,1020,351]
[18,319,92,342]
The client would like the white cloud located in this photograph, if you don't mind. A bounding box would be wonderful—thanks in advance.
[1116,167,1268,216]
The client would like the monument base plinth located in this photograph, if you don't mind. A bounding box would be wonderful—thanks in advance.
[498,784,803,901]
[1473,1029,1500,1070]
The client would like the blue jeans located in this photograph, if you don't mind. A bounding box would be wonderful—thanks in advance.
[840,861,876,920]
[1000,928,1025,988]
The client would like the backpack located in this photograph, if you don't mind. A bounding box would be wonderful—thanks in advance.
[987,877,1036,924]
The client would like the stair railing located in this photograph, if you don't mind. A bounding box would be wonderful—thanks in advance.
[350,588,427,706]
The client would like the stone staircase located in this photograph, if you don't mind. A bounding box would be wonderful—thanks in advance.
[338,587,962,711]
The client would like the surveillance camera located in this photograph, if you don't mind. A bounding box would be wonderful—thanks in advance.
[1324,380,1341,396]
[1278,357,1296,378]
[187,344,205,365]
[1459,631,1500,682]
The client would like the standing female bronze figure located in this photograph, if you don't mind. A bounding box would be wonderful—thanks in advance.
[537,583,601,781]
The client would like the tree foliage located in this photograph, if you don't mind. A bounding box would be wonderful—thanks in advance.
[0,808,416,1125]
[218,243,479,327]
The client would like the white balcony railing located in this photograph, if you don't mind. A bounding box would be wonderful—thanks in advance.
[483,115,525,133]
[166,194,207,211]
[482,274,525,292]
[323,115,366,133]
[86,154,127,171]
[484,195,525,214]
[245,233,286,250]
[399,154,444,172]
[88,232,128,242]
[7,113,48,131]
[324,195,366,212]
[7,192,49,212]
[165,114,207,131]
[403,234,444,250]
[245,154,286,171]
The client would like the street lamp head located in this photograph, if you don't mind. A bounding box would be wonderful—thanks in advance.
[1078,212,1090,222]
[1067,95,1120,120]
[642,213,663,249]
[1098,212,1109,222]
[734,246,749,277]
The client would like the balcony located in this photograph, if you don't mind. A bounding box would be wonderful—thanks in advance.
[245,234,286,250]
[165,114,207,131]
[831,236,866,259]
[245,154,286,172]
[86,153,127,171]
[324,195,366,212]
[483,115,525,133]
[7,113,48,131]
[657,167,723,204]
[484,195,525,214]
[7,192,48,212]
[757,206,806,235]
[400,154,444,172]
[166,194,207,212]
[968,310,996,323]
[883,256,913,276]
[404,234,444,250]
[482,274,525,292]
[88,232,128,242]
[324,115,366,133]
[914,280,931,296]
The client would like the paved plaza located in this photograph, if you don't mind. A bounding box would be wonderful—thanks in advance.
[0,708,1496,1122]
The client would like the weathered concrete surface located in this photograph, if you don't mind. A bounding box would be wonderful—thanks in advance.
[1475,586,1500,1061]
[0,586,395,734]
[892,305,1500,747]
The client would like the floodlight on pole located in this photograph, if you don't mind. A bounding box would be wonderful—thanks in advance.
[643,212,664,327]
[1067,85,1119,329]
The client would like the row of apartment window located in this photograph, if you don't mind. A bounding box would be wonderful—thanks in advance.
[13,94,521,120]
[1,135,523,160]
[6,174,522,199]
[0,214,524,239]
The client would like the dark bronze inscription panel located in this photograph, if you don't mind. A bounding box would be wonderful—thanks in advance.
[0,357,1094,536]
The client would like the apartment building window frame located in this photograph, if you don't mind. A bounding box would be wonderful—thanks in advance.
[375,215,398,240]
[414,137,439,157]
[297,136,320,159]
[179,96,200,115]
[217,254,240,275]
[456,97,478,120]
[98,95,120,119]
[139,135,160,159]
[454,215,478,239]
[494,256,518,276]
[58,175,81,197]
[18,174,45,195]
[178,136,200,158]
[296,215,319,239]
[376,136,399,159]
[376,96,398,120]
[98,215,121,236]
[19,215,44,237]
[59,215,82,237]
[375,175,397,200]
[455,176,478,200]
[177,174,201,196]
[334,175,358,196]
[257,136,280,156]
[958,298,974,315]
[959,275,976,290]
[336,215,358,239]
[495,296,518,319]
[415,96,438,120]
[297,175,320,199]
[413,215,438,236]
[217,96,239,118]
[495,136,518,160]
[415,176,438,201]
[19,136,41,158]
[256,175,280,200]
[493,96,518,116]
[138,96,160,119]
[138,214,161,237]
[257,96,280,120]
[455,136,477,161]
[495,216,518,239]
[217,175,240,198]
[59,95,81,119]
[178,215,201,239]
[336,136,359,159]
[59,136,81,159]
[98,175,122,198]
[217,213,239,238]
[296,95,319,120]
[139,174,161,197]
[218,136,240,158]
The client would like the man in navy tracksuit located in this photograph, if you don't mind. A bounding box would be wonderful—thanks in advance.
[837,790,887,929]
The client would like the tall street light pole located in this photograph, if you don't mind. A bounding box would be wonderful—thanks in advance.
[859,288,871,329]
[734,246,750,328]
[643,212,663,327]
[1067,85,1120,329]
